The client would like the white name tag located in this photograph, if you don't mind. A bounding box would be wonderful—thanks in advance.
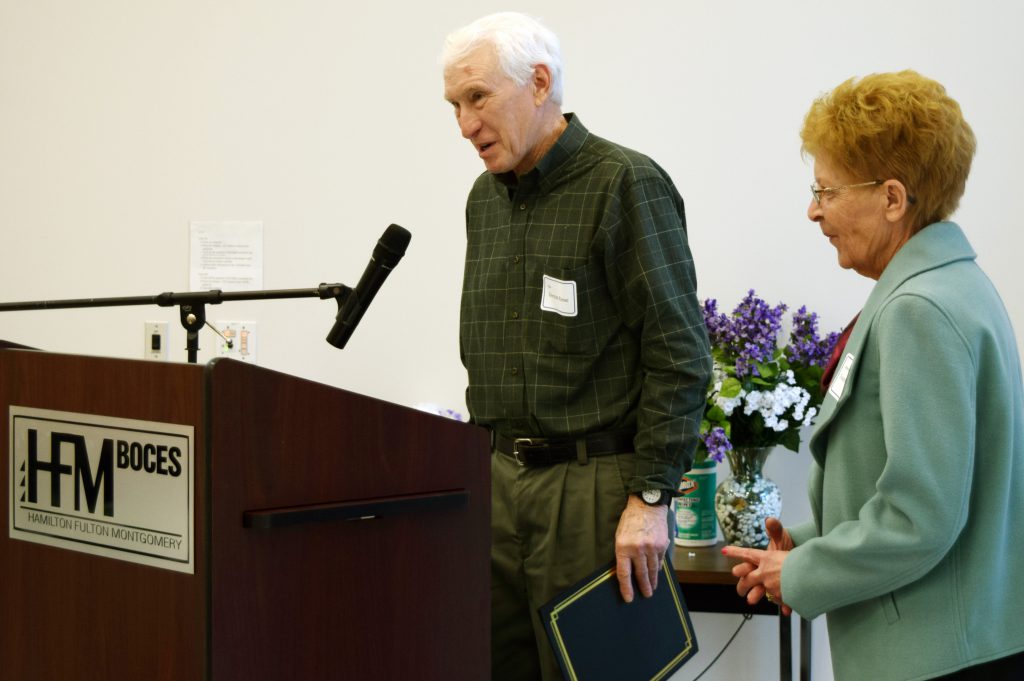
[828,352,855,400]
[540,275,578,317]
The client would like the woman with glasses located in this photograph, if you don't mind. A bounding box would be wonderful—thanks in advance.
[724,70,1024,680]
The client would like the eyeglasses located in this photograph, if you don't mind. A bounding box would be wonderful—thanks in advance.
[810,180,882,205]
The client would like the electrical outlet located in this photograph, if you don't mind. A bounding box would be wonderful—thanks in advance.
[144,321,169,361]
[214,321,257,363]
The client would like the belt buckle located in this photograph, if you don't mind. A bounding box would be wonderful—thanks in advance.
[511,438,536,466]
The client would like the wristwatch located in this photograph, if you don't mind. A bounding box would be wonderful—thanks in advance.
[638,488,672,506]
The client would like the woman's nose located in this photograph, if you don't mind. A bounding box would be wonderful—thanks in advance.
[807,198,824,222]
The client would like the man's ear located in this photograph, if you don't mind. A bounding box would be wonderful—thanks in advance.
[531,63,553,105]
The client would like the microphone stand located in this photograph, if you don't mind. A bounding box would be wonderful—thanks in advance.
[0,284,353,364]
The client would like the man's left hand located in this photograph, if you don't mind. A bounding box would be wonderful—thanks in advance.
[614,494,671,603]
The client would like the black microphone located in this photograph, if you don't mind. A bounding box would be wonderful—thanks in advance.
[326,223,412,349]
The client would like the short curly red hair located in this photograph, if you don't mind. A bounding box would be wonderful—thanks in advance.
[801,70,976,231]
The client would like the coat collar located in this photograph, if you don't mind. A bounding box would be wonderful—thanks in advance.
[808,222,976,459]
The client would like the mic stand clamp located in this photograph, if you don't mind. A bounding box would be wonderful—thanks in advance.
[179,303,207,365]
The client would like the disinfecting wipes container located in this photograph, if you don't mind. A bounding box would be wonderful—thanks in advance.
[674,459,717,547]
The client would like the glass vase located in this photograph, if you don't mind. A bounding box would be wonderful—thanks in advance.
[714,447,781,548]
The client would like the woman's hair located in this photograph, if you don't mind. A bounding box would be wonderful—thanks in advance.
[441,12,564,105]
[801,70,976,230]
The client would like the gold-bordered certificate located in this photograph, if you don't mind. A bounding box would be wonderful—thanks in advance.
[539,560,698,681]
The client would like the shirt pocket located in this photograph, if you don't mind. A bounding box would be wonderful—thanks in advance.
[535,261,618,356]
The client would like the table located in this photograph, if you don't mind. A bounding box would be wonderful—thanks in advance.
[673,542,812,681]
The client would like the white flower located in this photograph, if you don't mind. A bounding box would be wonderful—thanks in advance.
[736,382,813,432]
[802,406,818,427]
[715,391,744,416]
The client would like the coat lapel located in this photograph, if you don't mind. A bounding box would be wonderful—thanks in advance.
[808,222,976,462]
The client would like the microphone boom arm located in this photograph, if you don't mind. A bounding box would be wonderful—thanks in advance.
[0,283,354,364]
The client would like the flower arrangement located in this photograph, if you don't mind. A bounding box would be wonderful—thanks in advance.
[414,403,467,422]
[697,290,840,463]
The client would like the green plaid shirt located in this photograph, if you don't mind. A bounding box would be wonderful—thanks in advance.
[459,114,711,492]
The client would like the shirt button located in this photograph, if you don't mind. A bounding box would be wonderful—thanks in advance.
[519,203,527,210]
[513,255,521,264]
[510,367,519,375]
[511,311,519,319]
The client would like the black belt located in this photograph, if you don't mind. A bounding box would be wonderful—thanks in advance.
[493,429,635,466]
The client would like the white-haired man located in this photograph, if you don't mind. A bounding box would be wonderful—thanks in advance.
[442,12,711,679]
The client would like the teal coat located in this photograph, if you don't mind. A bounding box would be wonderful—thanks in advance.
[783,222,1024,681]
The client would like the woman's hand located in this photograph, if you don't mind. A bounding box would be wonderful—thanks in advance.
[721,517,793,615]
[765,517,794,551]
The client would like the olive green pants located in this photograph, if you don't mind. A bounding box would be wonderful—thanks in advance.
[490,449,638,681]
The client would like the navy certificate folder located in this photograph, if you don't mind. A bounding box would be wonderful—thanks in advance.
[538,559,698,681]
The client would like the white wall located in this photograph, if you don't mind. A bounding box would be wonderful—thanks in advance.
[2,2,1022,679]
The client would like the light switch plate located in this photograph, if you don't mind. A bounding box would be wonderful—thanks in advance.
[144,321,169,361]
[214,321,257,363]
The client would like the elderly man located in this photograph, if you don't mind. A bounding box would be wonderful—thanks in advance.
[442,12,711,679]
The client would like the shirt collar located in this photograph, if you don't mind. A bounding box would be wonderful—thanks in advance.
[494,113,588,190]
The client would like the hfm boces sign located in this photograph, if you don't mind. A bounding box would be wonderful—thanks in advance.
[8,406,194,573]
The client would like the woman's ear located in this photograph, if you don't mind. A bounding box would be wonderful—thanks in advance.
[882,179,910,224]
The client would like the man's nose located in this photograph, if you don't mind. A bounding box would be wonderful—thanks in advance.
[458,110,481,139]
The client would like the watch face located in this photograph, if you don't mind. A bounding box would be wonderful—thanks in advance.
[642,489,662,504]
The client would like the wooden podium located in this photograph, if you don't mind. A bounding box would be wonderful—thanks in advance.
[1,346,490,680]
